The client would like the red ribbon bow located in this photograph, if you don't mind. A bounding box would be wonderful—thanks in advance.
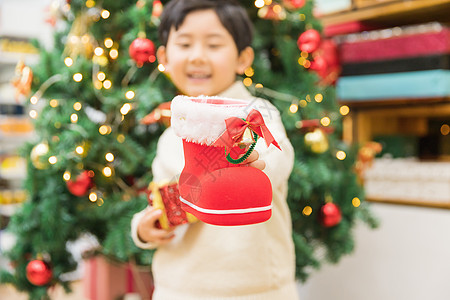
[212,109,281,154]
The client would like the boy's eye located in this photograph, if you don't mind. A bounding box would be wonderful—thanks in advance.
[208,44,222,49]
[176,43,190,48]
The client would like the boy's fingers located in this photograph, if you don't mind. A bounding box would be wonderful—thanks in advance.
[249,159,266,170]
[157,234,176,246]
[138,209,176,244]
[239,150,265,170]
[150,228,175,240]
[247,150,259,163]
[241,150,259,164]
[144,209,176,234]
[142,209,163,226]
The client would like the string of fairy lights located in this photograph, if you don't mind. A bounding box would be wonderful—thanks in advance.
[25,0,359,211]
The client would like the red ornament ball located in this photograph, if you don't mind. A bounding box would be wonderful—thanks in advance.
[26,260,52,286]
[258,4,286,21]
[310,39,340,82]
[66,170,93,197]
[283,0,306,9]
[319,203,342,227]
[310,55,328,78]
[297,29,321,53]
[129,38,156,66]
[318,39,339,68]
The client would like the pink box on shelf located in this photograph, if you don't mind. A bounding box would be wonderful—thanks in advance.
[339,27,450,63]
[324,21,379,37]
[83,255,153,300]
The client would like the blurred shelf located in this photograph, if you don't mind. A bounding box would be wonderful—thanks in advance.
[0,115,34,133]
[0,35,39,66]
[0,51,38,66]
[0,203,21,217]
[0,136,34,154]
[343,101,450,144]
[0,165,26,182]
[0,116,35,154]
[0,172,26,182]
[320,0,450,26]
[367,197,450,210]
[329,1,450,210]
[339,97,450,112]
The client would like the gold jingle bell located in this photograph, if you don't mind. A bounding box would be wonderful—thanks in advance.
[238,127,255,149]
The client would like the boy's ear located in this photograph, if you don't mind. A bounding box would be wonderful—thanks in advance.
[236,47,254,75]
[156,46,168,71]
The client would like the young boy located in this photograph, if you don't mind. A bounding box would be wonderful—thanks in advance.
[131,1,298,299]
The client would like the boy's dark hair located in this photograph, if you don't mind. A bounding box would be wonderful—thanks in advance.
[158,0,253,53]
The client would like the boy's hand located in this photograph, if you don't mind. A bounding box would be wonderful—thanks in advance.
[241,150,265,170]
[137,208,175,246]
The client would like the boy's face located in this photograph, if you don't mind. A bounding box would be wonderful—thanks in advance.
[157,9,253,97]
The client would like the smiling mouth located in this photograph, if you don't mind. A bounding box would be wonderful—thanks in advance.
[188,73,211,80]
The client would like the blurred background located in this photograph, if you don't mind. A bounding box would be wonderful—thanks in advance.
[1,0,449,299]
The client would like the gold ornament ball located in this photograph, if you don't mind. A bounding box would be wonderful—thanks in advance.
[304,128,329,153]
[30,142,50,169]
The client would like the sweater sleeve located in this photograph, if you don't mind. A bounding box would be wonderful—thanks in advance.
[131,127,185,249]
[131,206,158,249]
[151,127,185,182]
[253,99,295,189]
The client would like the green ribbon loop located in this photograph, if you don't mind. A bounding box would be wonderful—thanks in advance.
[226,131,259,164]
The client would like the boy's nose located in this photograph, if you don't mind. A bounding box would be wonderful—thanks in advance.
[189,44,207,64]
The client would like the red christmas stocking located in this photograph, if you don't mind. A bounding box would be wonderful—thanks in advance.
[171,96,281,226]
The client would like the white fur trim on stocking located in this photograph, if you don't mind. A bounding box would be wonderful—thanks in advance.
[171,95,255,145]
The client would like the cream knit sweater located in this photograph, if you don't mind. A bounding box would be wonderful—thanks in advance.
[131,82,299,300]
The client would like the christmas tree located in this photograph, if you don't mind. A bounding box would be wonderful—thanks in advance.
[1,0,378,298]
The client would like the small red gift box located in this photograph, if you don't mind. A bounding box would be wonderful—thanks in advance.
[83,255,153,300]
[148,181,197,229]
